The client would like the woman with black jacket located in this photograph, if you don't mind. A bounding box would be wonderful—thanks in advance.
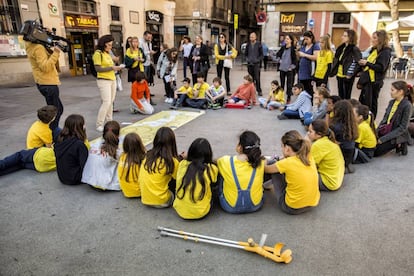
[358,30,392,118]
[189,35,210,84]
[374,81,413,157]
[276,34,297,103]
[331,29,362,100]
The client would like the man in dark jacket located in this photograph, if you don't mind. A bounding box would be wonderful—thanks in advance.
[245,32,263,96]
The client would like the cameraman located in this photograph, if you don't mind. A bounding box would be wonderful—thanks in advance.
[25,41,63,135]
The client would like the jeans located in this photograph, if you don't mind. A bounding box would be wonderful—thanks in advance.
[337,76,355,100]
[282,109,300,119]
[36,84,63,130]
[163,78,175,99]
[0,148,37,176]
[359,81,382,119]
[303,112,313,126]
[271,173,313,215]
[216,61,231,93]
[279,70,295,101]
[185,98,207,109]
[218,176,263,214]
[96,79,116,128]
[183,57,190,79]
[247,63,262,94]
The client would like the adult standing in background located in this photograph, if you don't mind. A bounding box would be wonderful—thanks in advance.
[298,30,320,96]
[189,35,210,85]
[125,36,145,84]
[276,34,297,103]
[93,35,122,132]
[179,36,193,79]
[245,32,263,96]
[262,42,269,71]
[330,29,361,100]
[214,33,238,95]
[358,30,391,118]
[125,36,132,51]
[158,48,179,104]
[24,35,63,136]
[140,31,156,86]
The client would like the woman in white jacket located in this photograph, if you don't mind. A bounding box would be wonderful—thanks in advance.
[157,47,179,104]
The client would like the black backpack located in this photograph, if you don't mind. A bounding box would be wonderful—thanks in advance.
[90,50,102,78]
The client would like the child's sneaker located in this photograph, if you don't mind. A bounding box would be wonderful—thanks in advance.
[212,103,221,110]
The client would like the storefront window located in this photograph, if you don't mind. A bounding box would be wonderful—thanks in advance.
[111,6,120,21]
[62,0,96,14]
[0,0,21,34]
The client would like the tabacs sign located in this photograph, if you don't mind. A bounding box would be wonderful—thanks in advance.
[146,11,163,23]
[64,14,99,29]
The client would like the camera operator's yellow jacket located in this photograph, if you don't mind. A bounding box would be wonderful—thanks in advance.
[25,42,61,85]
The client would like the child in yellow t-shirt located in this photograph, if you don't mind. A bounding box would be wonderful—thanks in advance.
[26,105,57,149]
[171,77,192,109]
[313,35,334,87]
[217,130,265,214]
[258,80,285,110]
[173,138,218,219]
[307,119,345,191]
[118,133,146,198]
[354,104,377,163]
[265,130,320,214]
[139,127,180,208]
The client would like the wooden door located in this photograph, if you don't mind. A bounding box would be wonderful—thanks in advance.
[331,28,347,49]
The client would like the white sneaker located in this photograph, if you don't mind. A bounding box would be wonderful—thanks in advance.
[164,98,169,103]
[168,98,174,104]
[96,126,104,132]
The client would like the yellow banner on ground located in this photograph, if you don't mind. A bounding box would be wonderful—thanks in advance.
[91,110,205,147]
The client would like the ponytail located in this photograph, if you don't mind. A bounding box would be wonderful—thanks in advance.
[239,131,264,168]
[311,119,337,143]
[392,81,414,104]
[101,121,120,159]
[281,130,311,166]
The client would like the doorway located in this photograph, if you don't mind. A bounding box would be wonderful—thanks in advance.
[67,32,96,76]
[331,28,347,49]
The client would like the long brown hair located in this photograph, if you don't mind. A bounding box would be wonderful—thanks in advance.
[281,130,311,166]
[101,121,120,159]
[332,100,359,141]
[144,127,178,174]
[373,30,389,52]
[392,80,414,104]
[121,133,146,183]
[58,114,87,143]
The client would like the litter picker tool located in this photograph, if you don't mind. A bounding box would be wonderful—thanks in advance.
[157,226,292,264]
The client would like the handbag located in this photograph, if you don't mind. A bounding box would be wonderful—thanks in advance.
[377,123,392,137]
[223,44,233,69]
[357,70,370,89]
[124,55,135,69]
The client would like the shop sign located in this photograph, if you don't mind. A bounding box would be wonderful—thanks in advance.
[174,26,188,35]
[279,12,307,35]
[64,14,99,29]
[146,11,163,23]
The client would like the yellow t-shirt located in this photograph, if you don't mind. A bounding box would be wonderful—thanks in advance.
[126,47,144,72]
[310,137,344,191]
[190,82,209,99]
[173,160,218,219]
[93,50,115,80]
[275,155,320,208]
[314,50,333,79]
[217,155,264,207]
[177,85,192,95]
[269,89,285,104]
[356,121,377,149]
[387,100,400,124]
[33,147,56,172]
[139,157,179,206]
[118,153,141,198]
[26,120,52,149]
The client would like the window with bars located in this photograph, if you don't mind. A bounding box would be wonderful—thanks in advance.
[111,6,120,21]
[0,0,22,34]
[62,0,96,14]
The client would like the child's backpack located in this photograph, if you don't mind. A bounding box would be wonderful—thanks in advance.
[90,50,102,78]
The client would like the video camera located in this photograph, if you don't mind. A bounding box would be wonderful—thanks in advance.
[20,20,71,53]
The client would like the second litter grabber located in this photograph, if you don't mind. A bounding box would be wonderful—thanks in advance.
[158,226,292,264]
